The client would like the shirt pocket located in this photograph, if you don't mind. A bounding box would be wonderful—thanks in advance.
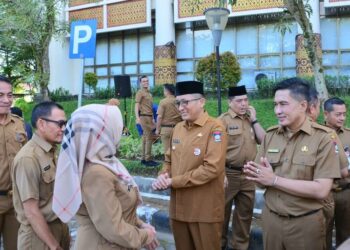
[266,152,282,169]
[292,155,316,180]
[227,128,242,147]
[39,160,55,199]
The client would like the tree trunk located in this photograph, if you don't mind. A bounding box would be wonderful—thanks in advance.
[284,0,328,101]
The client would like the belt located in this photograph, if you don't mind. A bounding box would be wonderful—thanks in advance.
[161,124,176,128]
[225,164,243,171]
[269,208,320,219]
[0,190,11,196]
[333,183,350,192]
[139,114,152,117]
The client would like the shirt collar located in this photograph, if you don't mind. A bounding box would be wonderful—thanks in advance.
[32,133,54,153]
[276,117,312,136]
[184,111,209,128]
[228,109,249,120]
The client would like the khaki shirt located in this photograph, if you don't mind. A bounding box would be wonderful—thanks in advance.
[76,163,148,249]
[135,89,153,116]
[162,112,227,223]
[12,134,57,225]
[0,114,27,190]
[257,118,341,216]
[336,127,350,185]
[219,110,258,166]
[157,96,182,126]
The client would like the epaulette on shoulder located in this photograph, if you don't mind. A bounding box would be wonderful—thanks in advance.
[266,125,279,132]
[10,113,24,121]
[218,112,229,119]
[343,127,350,132]
[312,122,334,133]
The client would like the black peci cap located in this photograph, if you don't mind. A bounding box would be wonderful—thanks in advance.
[175,81,204,96]
[228,85,247,98]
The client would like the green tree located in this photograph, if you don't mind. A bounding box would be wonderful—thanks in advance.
[84,72,98,94]
[196,51,241,91]
[0,0,67,100]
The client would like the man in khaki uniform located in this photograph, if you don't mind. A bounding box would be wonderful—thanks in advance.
[152,81,227,250]
[155,84,182,155]
[324,97,350,247]
[308,90,348,250]
[12,102,70,250]
[244,78,341,250]
[0,75,27,250]
[135,75,158,166]
[219,86,265,250]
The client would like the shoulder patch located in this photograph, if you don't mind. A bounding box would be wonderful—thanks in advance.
[312,122,334,133]
[266,125,279,132]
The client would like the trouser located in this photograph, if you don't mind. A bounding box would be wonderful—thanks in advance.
[0,207,19,250]
[171,219,222,250]
[322,194,335,250]
[333,188,350,246]
[18,219,70,250]
[221,169,255,250]
[140,116,153,161]
[262,207,325,250]
[160,126,174,155]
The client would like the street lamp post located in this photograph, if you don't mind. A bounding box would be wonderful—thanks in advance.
[204,7,230,116]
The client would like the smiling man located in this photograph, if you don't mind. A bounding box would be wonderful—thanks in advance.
[0,75,27,250]
[324,97,350,247]
[152,81,227,250]
[12,102,70,250]
[244,78,341,250]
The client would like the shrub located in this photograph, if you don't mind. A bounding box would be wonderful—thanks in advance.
[151,84,164,97]
[49,87,76,102]
[196,51,241,92]
[94,87,115,99]
[84,72,98,93]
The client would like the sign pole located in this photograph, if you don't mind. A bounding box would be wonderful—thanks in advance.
[78,59,84,108]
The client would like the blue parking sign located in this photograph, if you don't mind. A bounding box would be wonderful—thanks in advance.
[69,19,97,59]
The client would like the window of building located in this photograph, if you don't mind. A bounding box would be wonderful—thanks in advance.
[83,28,155,93]
[176,22,297,89]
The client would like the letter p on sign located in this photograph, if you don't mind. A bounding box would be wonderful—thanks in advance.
[69,19,97,59]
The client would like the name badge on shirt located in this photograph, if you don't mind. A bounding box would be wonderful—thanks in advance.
[43,165,51,171]
[268,149,279,153]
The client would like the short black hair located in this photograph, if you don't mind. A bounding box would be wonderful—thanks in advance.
[324,97,345,112]
[31,101,64,129]
[10,107,23,117]
[309,87,319,106]
[273,77,311,102]
[0,75,12,85]
[164,84,175,95]
[139,75,148,81]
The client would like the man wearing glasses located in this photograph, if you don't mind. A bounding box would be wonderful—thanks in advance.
[152,81,227,250]
[12,102,70,250]
[0,75,27,250]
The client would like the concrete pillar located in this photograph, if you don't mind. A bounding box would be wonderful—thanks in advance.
[154,0,177,85]
[296,0,322,77]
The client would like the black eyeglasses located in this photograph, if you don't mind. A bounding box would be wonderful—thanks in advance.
[175,98,202,108]
[40,117,67,128]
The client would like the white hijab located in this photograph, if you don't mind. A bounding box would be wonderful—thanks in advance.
[52,104,140,223]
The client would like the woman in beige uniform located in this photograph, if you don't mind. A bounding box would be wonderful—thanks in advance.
[52,104,158,250]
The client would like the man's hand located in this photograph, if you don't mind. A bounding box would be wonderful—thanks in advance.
[244,157,276,186]
[136,117,141,124]
[152,173,171,190]
[247,106,257,122]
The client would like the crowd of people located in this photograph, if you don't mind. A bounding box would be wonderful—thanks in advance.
[0,73,350,250]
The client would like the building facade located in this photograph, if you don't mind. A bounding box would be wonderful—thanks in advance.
[49,0,350,94]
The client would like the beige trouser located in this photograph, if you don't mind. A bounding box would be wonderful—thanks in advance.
[323,198,334,250]
[18,219,70,250]
[140,116,154,161]
[171,219,222,250]
[0,207,19,250]
[221,169,255,250]
[334,188,350,246]
[262,207,325,250]
[160,126,174,155]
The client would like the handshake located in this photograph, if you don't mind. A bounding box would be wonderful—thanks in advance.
[152,173,172,190]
